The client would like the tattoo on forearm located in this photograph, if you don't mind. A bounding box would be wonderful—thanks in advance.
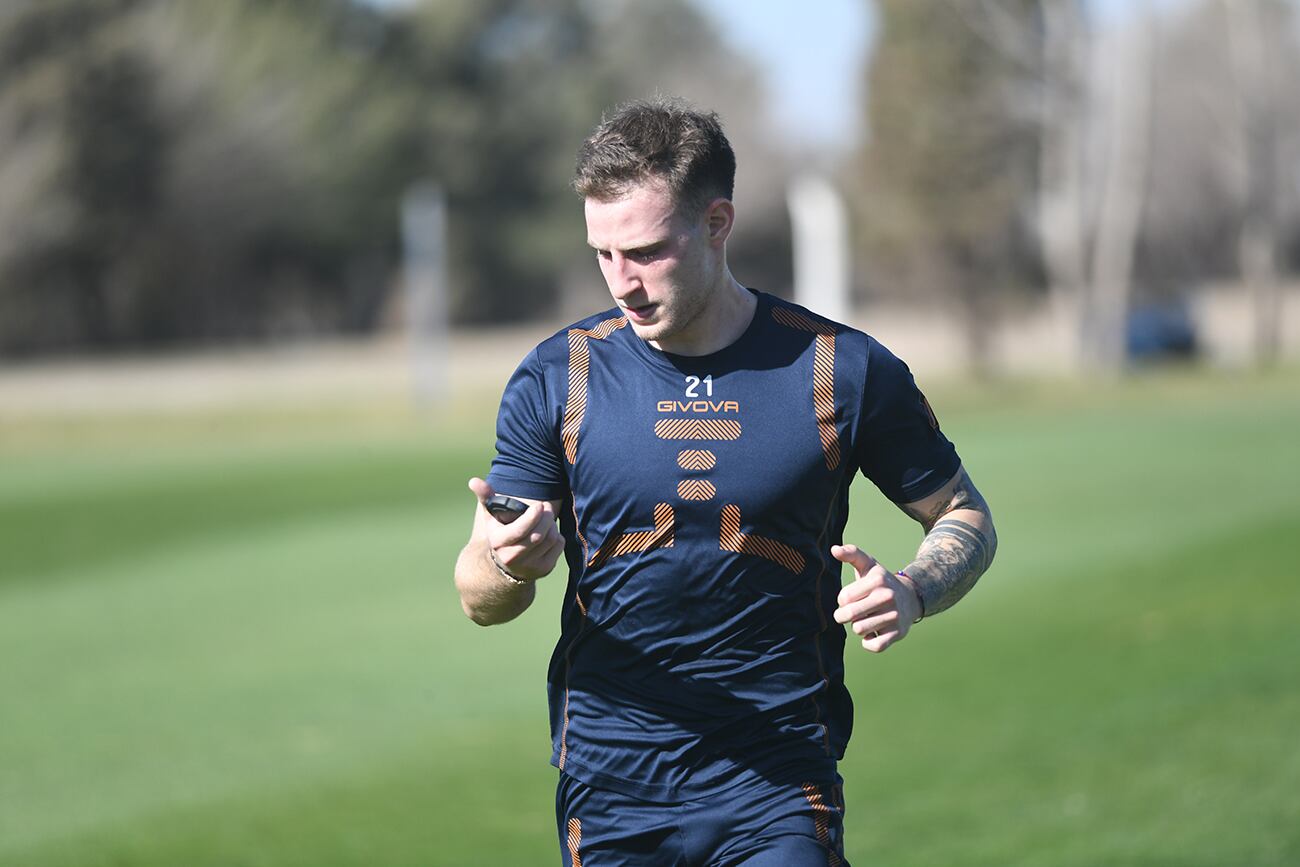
[906,518,996,617]
[903,498,949,530]
[904,473,997,617]
[902,469,988,531]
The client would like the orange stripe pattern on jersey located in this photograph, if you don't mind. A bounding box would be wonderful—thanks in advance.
[587,502,675,569]
[801,782,842,866]
[771,307,840,470]
[676,449,717,471]
[677,479,717,501]
[720,503,805,574]
[654,418,742,441]
[566,817,582,866]
[562,316,628,464]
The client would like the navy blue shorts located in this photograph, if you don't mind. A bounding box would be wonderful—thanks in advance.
[556,772,848,866]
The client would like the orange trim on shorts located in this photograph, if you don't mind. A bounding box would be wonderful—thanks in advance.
[800,782,843,866]
[566,817,582,866]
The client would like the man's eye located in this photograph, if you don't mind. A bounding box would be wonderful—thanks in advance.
[595,250,611,260]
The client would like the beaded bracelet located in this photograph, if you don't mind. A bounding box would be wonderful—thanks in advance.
[897,570,925,623]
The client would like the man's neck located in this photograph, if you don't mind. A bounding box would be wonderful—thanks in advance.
[651,274,756,357]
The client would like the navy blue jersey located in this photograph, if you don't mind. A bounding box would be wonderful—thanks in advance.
[486,290,960,802]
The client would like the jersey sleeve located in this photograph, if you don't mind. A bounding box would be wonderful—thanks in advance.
[485,348,569,502]
[854,338,961,504]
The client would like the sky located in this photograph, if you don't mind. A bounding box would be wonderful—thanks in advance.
[688,0,873,151]
[693,0,1194,152]
[364,0,1192,152]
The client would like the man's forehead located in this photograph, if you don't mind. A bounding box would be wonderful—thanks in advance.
[584,185,681,248]
[584,178,676,212]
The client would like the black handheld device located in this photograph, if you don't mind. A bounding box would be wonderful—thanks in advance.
[485,494,529,524]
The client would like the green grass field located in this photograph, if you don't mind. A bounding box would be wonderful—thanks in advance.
[3,368,1298,866]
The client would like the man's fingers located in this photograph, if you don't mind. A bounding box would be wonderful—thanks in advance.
[537,532,566,564]
[493,501,562,551]
[861,629,901,653]
[498,527,564,576]
[848,610,899,637]
[832,547,915,655]
[833,584,895,623]
[494,500,549,544]
[831,544,877,576]
[835,561,892,607]
[468,477,495,505]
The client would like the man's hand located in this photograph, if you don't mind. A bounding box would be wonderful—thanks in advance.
[831,544,922,653]
[468,478,564,582]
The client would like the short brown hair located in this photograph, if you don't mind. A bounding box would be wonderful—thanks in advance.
[573,97,736,215]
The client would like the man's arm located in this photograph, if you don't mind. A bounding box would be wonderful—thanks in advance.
[896,465,997,618]
[455,477,564,627]
[833,464,997,652]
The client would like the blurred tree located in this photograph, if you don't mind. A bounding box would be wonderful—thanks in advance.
[1220,0,1296,367]
[0,0,422,353]
[857,0,1188,374]
[852,0,1042,375]
[0,0,165,352]
[1059,0,1300,370]
[0,0,774,353]
[1080,3,1155,373]
[392,0,771,324]
[129,0,423,342]
[390,0,605,324]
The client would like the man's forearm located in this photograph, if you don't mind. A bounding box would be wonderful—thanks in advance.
[455,538,537,626]
[900,469,997,618]
[902,509,996,618]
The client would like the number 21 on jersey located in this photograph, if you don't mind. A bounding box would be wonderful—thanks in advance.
[685,375,713,397]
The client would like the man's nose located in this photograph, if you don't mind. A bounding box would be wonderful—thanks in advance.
[607,255,641,297]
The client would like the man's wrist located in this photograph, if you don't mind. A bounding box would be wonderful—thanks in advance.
[489,548,533,586]
[896,569,925,623]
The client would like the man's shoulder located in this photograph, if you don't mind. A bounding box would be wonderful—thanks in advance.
[528,307,631,357]
[759,294,921,392]
[763,293,871,349]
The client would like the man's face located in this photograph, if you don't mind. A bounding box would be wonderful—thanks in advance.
[584,181,717,349]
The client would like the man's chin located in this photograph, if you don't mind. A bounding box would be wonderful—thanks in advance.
[626,318,668,343]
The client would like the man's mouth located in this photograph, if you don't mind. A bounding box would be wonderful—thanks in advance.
[624,303,657,323]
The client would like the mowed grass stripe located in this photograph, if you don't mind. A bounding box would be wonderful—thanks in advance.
[837,510,1300,867]
[0,439,487,587]
[10,728,559,867]
[13,509,1299,867]
[0,497,557,856]
[2,369,1297,865]
[844,375,1300,591]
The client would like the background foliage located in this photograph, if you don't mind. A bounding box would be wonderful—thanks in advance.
[0,0,767,353]
[4,0,1298,363]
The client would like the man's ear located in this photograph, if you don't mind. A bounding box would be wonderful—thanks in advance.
[703,198,735,248]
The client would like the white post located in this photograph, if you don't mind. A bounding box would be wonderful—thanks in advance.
[787,174,851,323]
[401,182,448,407]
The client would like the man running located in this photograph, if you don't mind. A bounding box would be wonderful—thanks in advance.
[454,97,997,866]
